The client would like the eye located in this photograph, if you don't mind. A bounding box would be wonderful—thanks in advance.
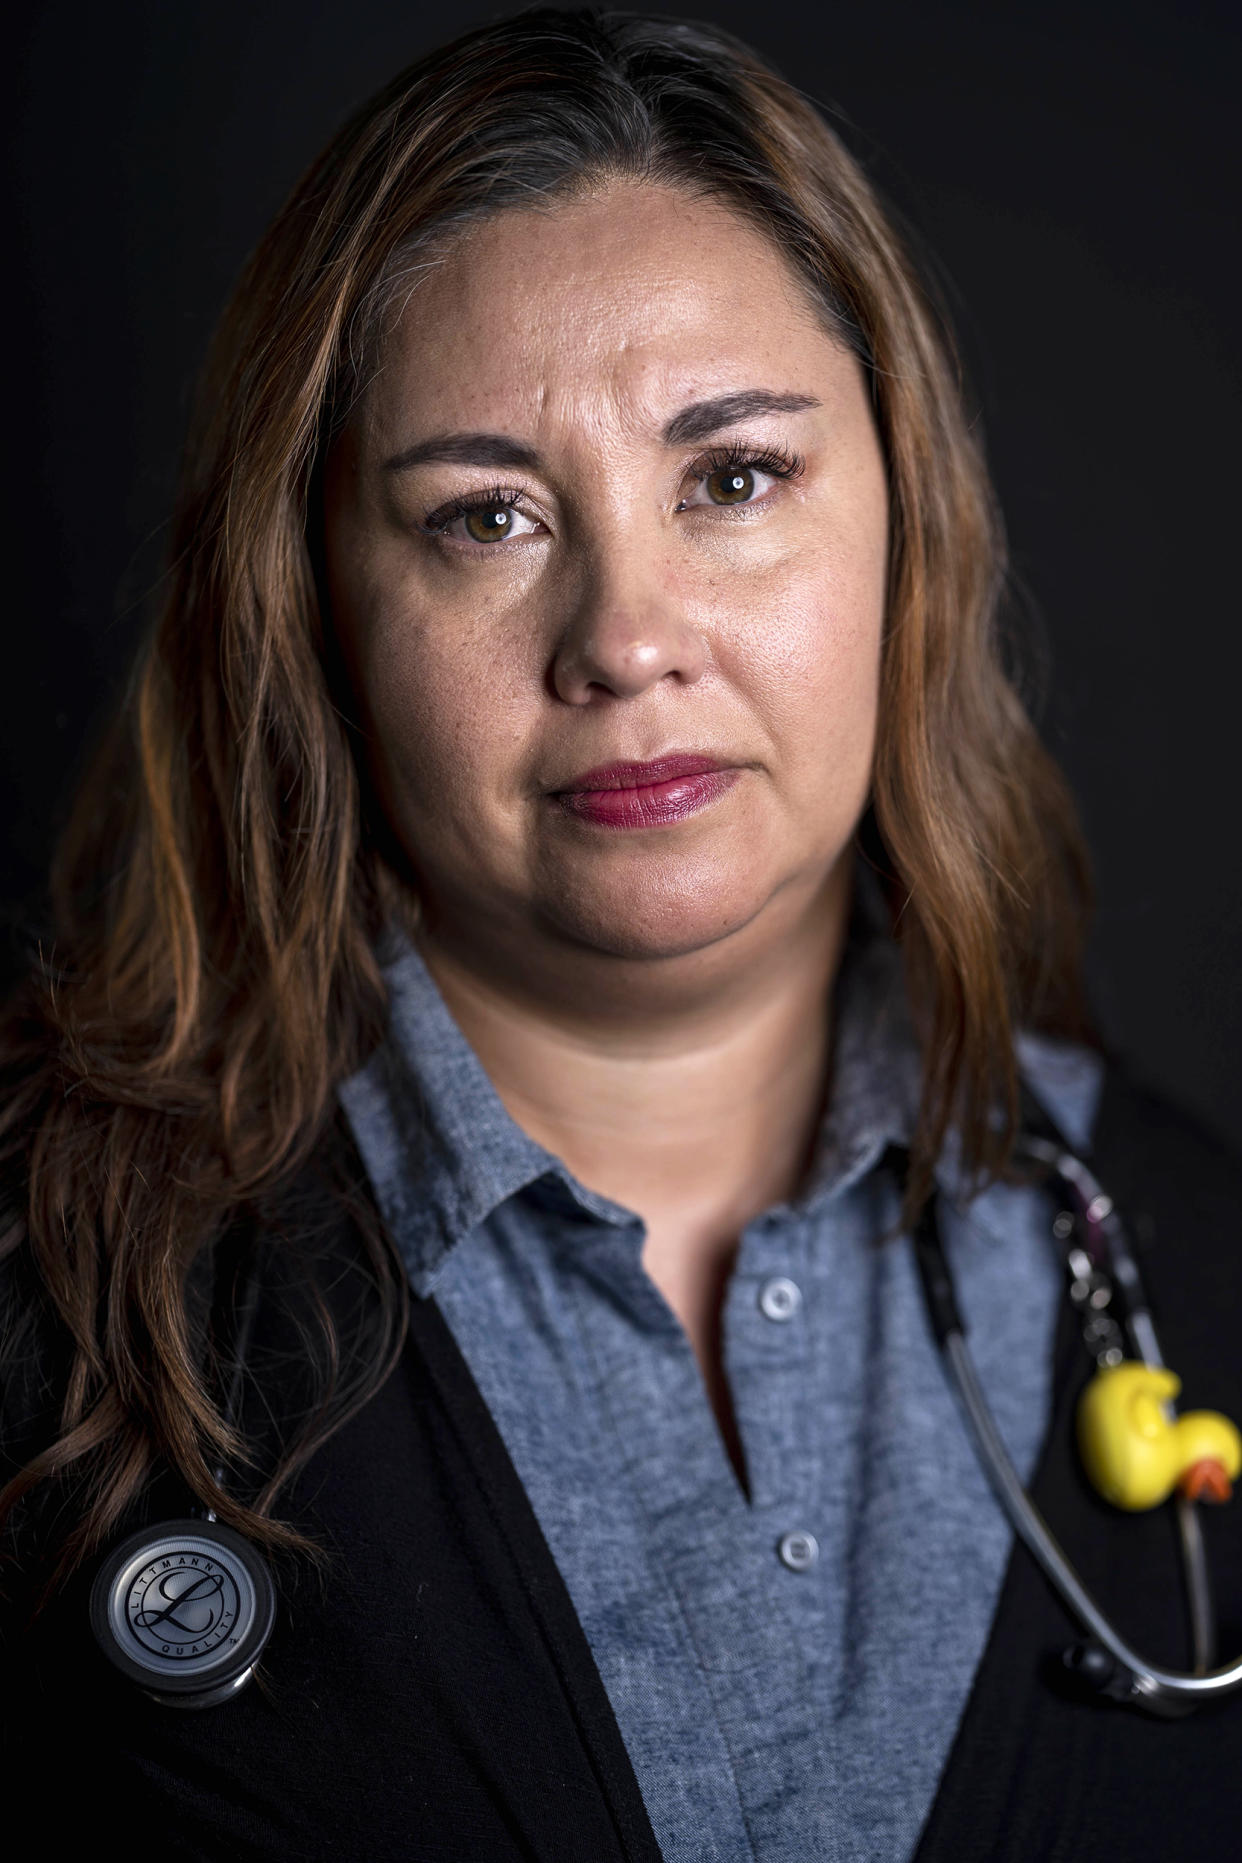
[678,443,805,513]
[421,485,543,548]
[420,440,805,552]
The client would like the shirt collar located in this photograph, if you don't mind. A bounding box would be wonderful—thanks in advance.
[338,860,921,1294]
[337,938,571,1295]
[337,860,1098,1294]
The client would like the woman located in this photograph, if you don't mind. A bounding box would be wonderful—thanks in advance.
[2,7,1239,1858]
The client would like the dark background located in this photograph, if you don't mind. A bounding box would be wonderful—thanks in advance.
[5,1,1240,1146]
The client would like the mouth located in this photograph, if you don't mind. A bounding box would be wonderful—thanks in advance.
[550,752,743,830]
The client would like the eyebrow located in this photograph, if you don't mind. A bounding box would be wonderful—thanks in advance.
[381,389,821,474]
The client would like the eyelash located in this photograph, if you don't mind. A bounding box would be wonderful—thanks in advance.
[419,441,806,544]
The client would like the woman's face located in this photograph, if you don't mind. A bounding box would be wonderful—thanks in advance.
[325,180,889,981]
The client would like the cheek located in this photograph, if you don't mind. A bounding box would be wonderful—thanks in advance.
[728,546,885,789]
[347,589,529,835]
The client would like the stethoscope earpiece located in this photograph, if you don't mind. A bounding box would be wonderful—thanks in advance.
[89,1517,276,1709]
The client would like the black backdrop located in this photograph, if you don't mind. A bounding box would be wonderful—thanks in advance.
[6,0,1240,1147]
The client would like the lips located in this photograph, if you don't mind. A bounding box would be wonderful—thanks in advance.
[551,752,741,829]
[557,753,732,792]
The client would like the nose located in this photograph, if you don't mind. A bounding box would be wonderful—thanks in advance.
[549,546,708,705]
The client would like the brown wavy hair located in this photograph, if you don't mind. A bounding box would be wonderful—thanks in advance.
[0,4,1093,1591]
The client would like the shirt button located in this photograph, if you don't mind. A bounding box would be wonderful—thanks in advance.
[777,1530,819,1572]
[758,1276,802,1322]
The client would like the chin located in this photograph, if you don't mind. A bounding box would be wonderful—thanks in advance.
[534,866,777,964]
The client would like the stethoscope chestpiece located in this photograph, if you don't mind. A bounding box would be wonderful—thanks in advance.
[89,1518,276,1709]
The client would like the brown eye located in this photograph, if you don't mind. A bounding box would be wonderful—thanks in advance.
[705,465,756,505]
[464,506,517,543]
[679,451,797,514]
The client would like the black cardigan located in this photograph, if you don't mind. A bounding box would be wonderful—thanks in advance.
[3,1062,1242,1860]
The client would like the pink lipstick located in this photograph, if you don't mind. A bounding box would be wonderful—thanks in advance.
[552,753,741,829]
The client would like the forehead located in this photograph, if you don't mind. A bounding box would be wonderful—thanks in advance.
[360,181,848,449]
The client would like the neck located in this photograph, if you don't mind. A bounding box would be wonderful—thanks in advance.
[414,860,854,1244]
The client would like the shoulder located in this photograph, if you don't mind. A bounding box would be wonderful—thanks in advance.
[1092,1057,1242,1181]
[1017,1027,1242,1216]
[1015,1035,1242,1400]
[1088,1055,1242,1403]
[1090,1054,1242,1233]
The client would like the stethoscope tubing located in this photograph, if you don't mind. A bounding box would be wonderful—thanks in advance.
[909,1116,1242,1715]
[92,1092,1240,1719]
[940,1326,1242,1711]
[1018,1133,1217,1679]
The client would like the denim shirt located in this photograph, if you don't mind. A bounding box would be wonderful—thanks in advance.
[339,883,1102,1863]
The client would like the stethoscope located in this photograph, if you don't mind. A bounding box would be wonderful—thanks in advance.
[897,1081,1242,1717]
[89,1082,1242,1716]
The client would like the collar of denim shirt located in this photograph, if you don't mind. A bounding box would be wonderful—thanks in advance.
[337,858,934,1298]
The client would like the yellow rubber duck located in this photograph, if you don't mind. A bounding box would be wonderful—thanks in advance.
[1077,1362,1242,1511]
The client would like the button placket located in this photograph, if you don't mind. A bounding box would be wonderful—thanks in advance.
[724,1217,814,1522]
